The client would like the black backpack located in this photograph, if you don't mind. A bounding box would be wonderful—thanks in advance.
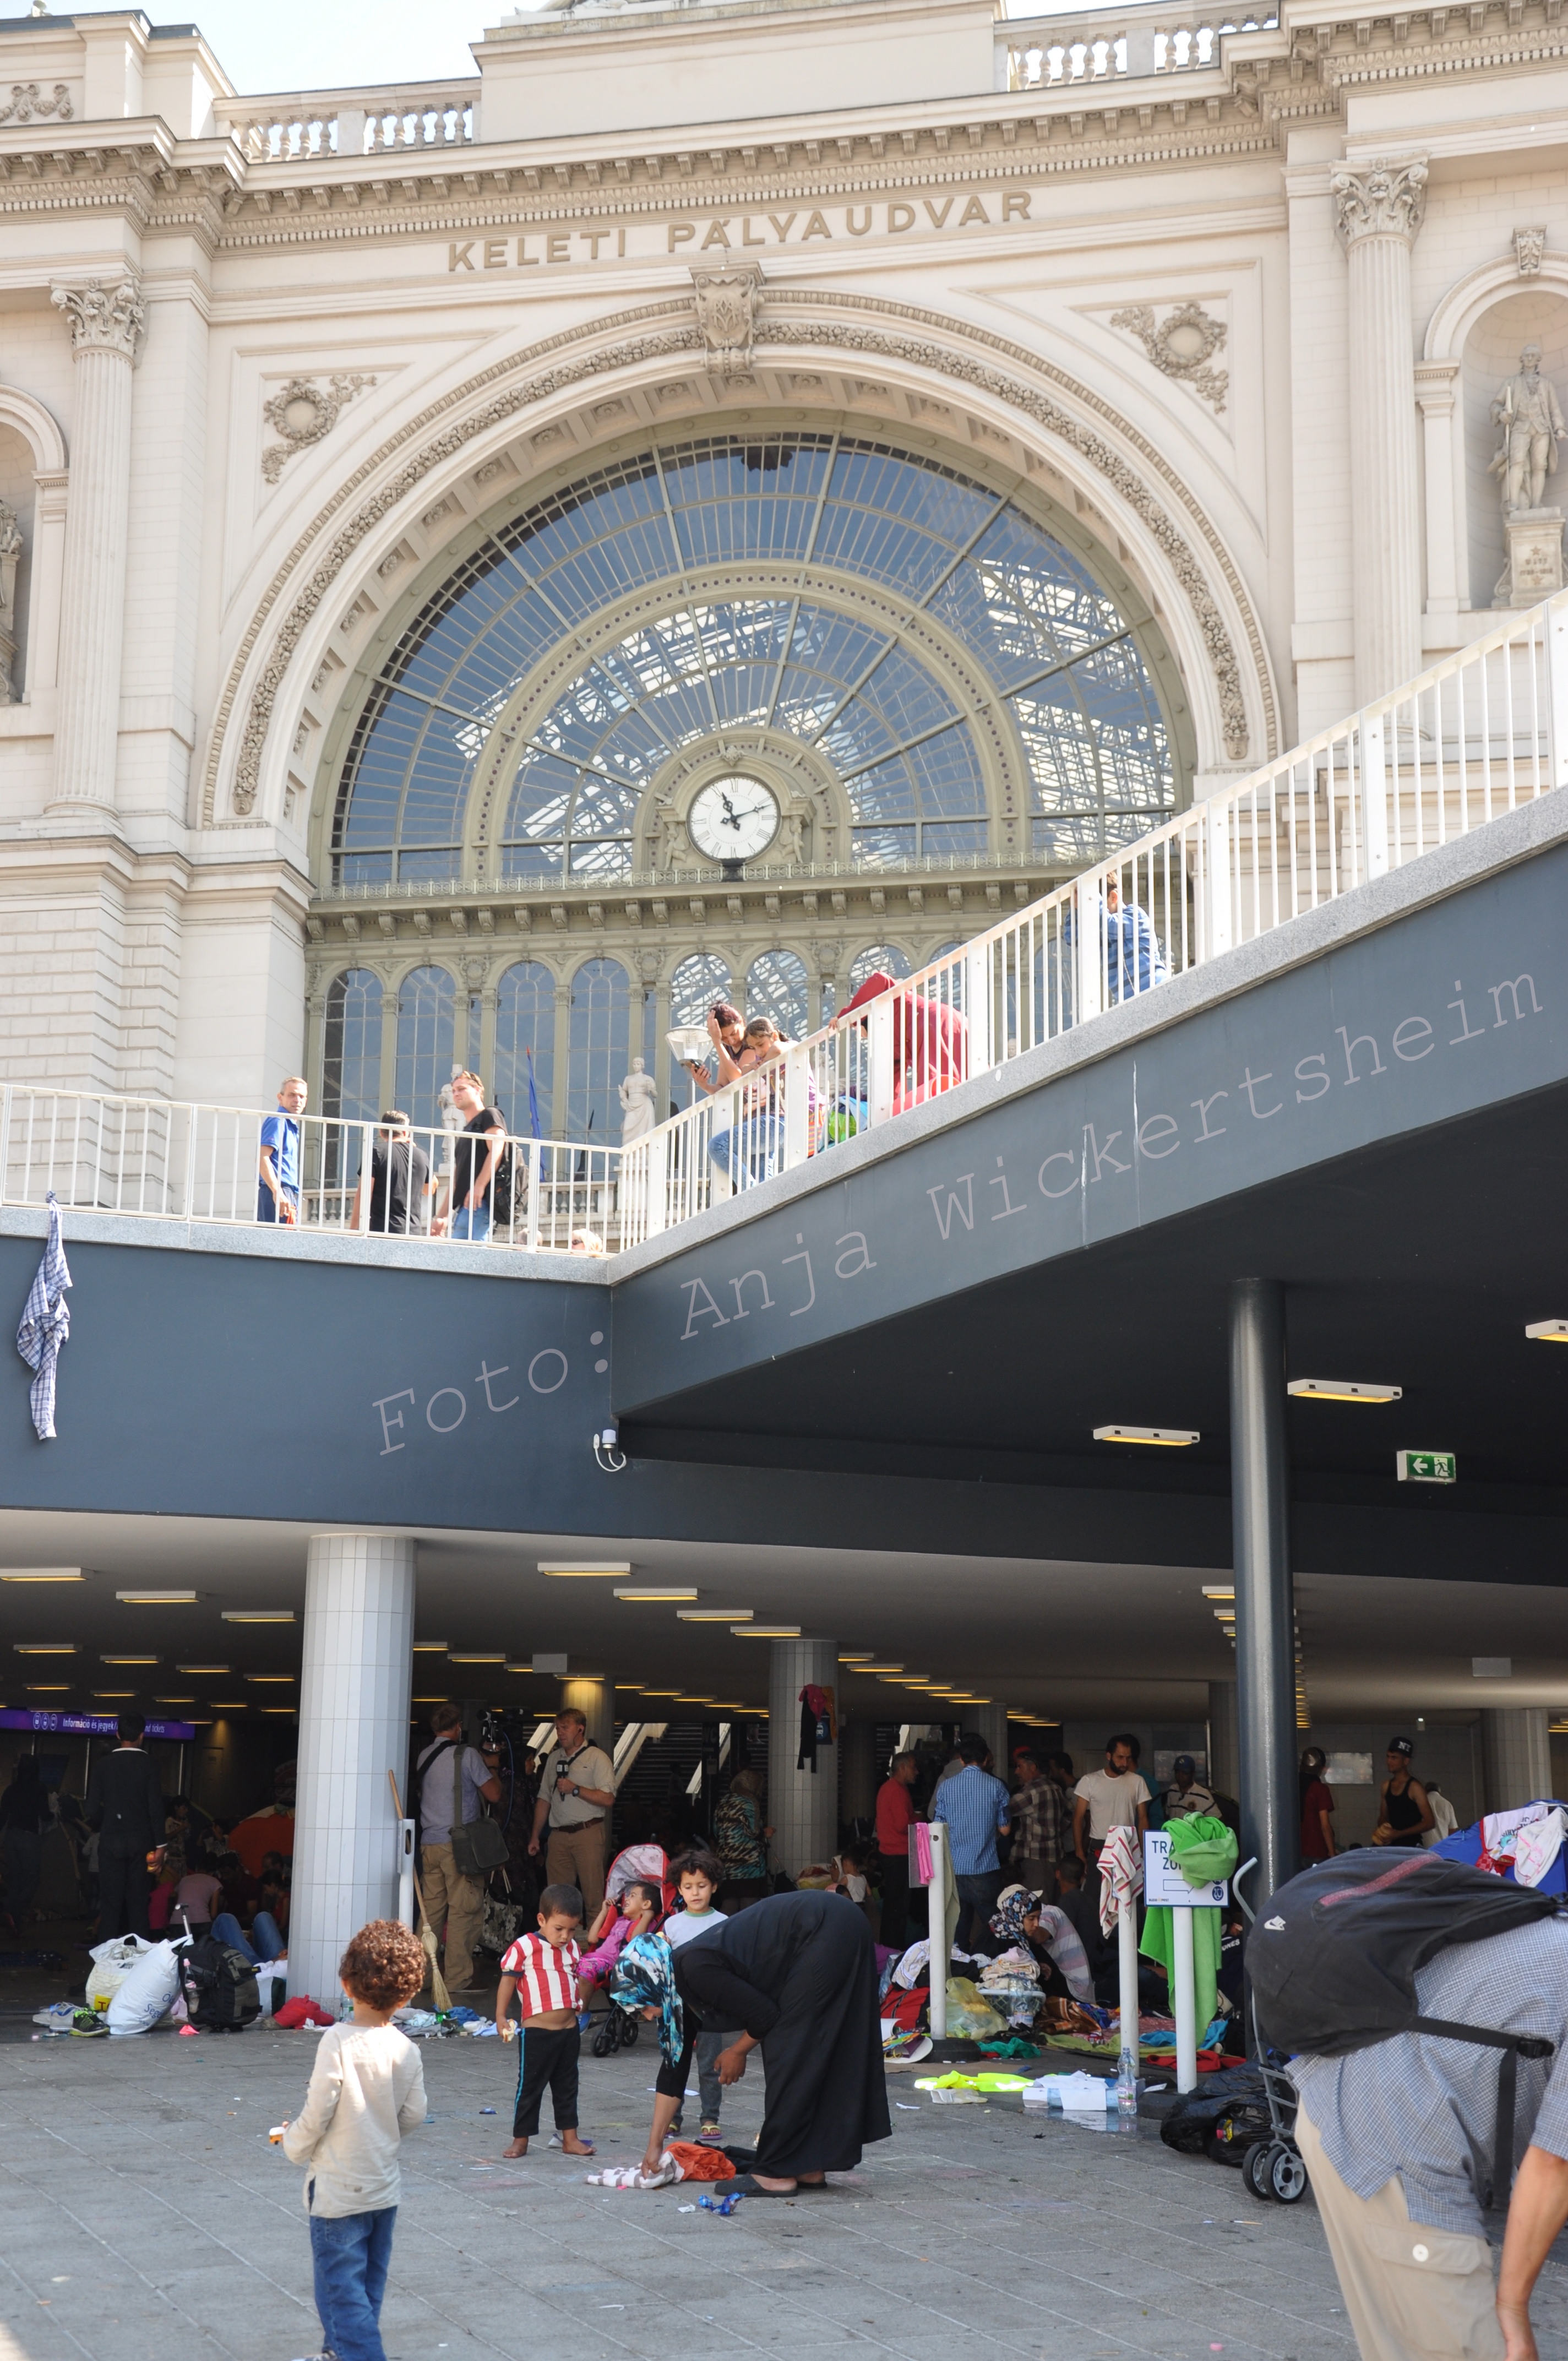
[1248,1847,1561,2201]
[179,1935,262,2033]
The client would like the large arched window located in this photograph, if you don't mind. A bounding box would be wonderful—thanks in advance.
[670,953,732,1030]
[567,958,630,1144]
[747,950,811,1040]
[334,434,1179,885]
[395,966,456,1133]
[494,961,555,1140]
[322,969,383,1122]
[850,943,913,995]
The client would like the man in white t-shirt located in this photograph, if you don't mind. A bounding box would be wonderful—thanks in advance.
[1073,1734,1152,1908]
[416,1702,502,1998]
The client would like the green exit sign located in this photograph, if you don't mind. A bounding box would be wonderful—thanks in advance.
[1397,1450,1457,1484]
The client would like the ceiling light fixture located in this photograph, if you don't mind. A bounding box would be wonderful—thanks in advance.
[642,1687,684,1697]
[14,1644,75,1655]
[412,1640,448,1652]
[838,1652,874,1663]
[102,1655,158,1665]
[261,1707,297,1716]
[1093,1424,1199,1446]
[614,1587,698,1602]
[731,1624,801,1638]
[1,1568,85,1583]
[677,1609,753,1622]
[221,1611,296,1624]
[94,1691,135,1699]
[209,1701,249,1711]
[245,1674,295,1684]
[1526,1319,1568,1345]
[1286,1379,1402,1403]
[177,1665,230,1675]
[116,1590,199,1603]
[537,1562,631,1577]
[448,1653,507,1665]
[1202,1586,1235,1600]
[156,1696,195,1705]
[862,1663,903,1674]
[25,1684,70,1693]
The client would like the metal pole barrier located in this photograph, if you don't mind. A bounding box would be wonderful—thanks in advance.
[397,1817,417,1930]
[1118,1905,1140,2093]
[1172,1904,1197,2093]
[928,1821,951,2041]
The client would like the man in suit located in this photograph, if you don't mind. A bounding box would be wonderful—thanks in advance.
[85,1711,168,1939]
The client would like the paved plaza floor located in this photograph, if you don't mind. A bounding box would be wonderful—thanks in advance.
[6,2016,1568,2361]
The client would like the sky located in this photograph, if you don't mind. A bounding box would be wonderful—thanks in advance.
[55,0,486,95]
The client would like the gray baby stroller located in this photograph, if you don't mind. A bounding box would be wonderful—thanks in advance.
[1233,1855,1309,2205]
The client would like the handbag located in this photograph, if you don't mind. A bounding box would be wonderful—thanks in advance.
[448,1743,510,1878]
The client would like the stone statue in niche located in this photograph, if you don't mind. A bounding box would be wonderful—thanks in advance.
[0,497,21,706]
[1490,343,1565,515]
[618,1056,658,1143]
[1489,342,1568,605]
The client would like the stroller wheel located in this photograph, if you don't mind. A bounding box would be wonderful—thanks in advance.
[591,2024,613,2057]
[622,2015,638,2048]
[1242,2141,1276,2200]
[1270,2145,1309,2204]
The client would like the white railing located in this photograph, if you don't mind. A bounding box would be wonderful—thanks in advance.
[216,86,476,163]
[0,1092,622,1257]
[618,594,1568,1246]
[997,9,1277,90]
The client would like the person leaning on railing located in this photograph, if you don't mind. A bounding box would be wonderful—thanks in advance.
[432,1071,505,1243]
[349,1111,431,1238]
[836,970,969,1112]
[708,1017,788,1189]
[682,1001,746,1096]
[1065,874,1170,1007]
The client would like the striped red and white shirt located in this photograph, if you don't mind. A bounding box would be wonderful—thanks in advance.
[499,1932,580,2017]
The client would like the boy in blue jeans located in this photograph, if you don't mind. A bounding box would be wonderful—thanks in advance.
[280,1919,427,2361]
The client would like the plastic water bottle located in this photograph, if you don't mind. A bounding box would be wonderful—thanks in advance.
[1116,2044,1139,2117]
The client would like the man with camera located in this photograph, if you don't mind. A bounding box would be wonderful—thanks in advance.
[529,1706,616,1923]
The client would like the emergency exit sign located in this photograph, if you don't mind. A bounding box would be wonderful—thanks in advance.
[1397,1450,1457,1483]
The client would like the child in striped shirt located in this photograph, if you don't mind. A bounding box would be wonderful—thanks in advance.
[497,1884,594,2159]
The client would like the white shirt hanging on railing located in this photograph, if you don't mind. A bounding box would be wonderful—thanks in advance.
[15,1190,70,1441]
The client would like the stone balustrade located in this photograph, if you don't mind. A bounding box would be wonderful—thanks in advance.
[996,8,1277,90]
[214,86,476,161]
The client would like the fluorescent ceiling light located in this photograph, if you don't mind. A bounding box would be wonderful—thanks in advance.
[643,1688,684,1696]
[678,1608,752,1622]
[862,1663,902,1674]
[614,1587,698,1602]
[732,1624,800,1638]
[221,1611,295,1624]
[838,1652,874,1663]
[1286,1379,1401,1403]
[412,1641,448,1652]
[504,1663,539,1674]
[613,1682,643,1691]
[25,1685,70,1693]
[14,1644,75,1655]
[245,1674,295,1684]
[709,1701,749,1710]
[1093,1424,1199,1446]
[1,1569,84,1583]
[94,1691,134,1699]
[262,1707,297,1716]
[448,1652,506,1664]
[210,1701,249,1710]
[412,1695,446,1702]
[156,1696,195,1704]
[177,1665,230,1675]
[1526,1320,1568,1342]
[1201,1586,1235,1600]
[116,1589,199,1604]
[538,1562,631,1577]
[102,1655,158,1665]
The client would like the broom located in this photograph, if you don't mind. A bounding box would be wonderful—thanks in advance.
[389,1769,451,2011]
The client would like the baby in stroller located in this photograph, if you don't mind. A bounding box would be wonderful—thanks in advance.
[579,1877,662,2053]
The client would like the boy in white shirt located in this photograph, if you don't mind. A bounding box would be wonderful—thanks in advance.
[662,1849,728,2145]
[280,1918,428,2361]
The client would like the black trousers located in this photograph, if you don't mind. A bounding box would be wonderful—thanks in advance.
[513,2021,580,2137]
[98,1849,151,1940]
[878,1853,910,1951]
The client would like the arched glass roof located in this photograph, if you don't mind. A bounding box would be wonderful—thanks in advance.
[334,433,1175,885]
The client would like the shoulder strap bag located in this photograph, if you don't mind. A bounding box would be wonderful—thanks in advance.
[449,1741,510,1878]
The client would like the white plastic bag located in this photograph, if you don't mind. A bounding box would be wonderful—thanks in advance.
[255,1959,287,2016]
[86,1933,155,2014]
[106,1938,182,2035]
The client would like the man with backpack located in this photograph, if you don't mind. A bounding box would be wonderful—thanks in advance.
[1252,1847,1568,2361]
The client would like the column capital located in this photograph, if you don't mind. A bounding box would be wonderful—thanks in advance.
[1331,158,1428,250]
[50,274,146,362]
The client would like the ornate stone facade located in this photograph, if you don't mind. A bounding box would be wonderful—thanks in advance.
[0,0,1560,1111]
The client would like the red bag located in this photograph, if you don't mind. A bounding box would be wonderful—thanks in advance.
[666,2141,736,2180]
[882,1987,927,2033]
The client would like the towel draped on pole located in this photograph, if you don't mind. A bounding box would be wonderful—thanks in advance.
[15,1192,70,1440]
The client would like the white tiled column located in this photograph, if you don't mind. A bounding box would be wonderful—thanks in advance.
[290,1533,416,2012]
[767,1638,837,1877]
[1480,1708,1551,1815]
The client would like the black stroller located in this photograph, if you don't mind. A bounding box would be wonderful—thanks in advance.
[1231,1854,1309,2204]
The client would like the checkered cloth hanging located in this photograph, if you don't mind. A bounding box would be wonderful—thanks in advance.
[15,1192,70,1440]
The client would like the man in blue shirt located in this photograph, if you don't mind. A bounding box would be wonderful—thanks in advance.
[258,1075,307,1224]
[932,1734,1011,1954]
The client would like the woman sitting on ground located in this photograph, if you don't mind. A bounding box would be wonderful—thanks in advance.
[988,1883,1095,2003]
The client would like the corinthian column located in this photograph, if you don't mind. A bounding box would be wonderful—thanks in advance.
[1331,159,1427,704]
[48,275,145,810]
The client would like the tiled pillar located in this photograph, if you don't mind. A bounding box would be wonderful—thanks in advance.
[1480,1709,1551,1814]
[971,1702,1010,1772]
[290,1533,416,2012]
[767,1638,837,1876]
[560,1676,612,1757]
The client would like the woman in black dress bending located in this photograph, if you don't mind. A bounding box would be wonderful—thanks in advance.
[615,1889,891,2193]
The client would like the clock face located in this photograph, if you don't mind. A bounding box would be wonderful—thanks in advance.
[686,774,781,863]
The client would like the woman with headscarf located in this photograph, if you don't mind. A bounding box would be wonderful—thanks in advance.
[714,1765,771,1903]
[988,1884,1095,2003]
[611,1889,890,2194]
